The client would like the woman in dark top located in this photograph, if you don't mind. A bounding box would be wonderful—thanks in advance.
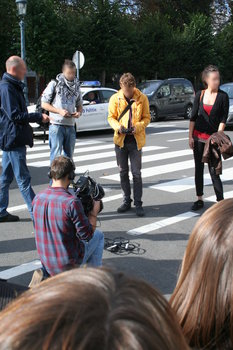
[189,65,229,211]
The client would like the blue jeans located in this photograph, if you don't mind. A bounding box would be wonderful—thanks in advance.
[0,147,35,219]
[82,230,104,267]
[49,124,76,163]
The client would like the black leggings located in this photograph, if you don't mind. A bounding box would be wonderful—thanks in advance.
[194,140,223,201]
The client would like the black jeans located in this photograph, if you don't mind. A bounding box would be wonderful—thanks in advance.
[115,137,142,207]
[193,140,223,201]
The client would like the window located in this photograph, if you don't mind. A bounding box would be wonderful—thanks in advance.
[83,91,101,104]
[157,84,171,97]
[101,90,116,103]
[173,83,185,95]
[183,82,194,94]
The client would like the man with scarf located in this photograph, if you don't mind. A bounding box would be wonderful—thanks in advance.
[41,60,83,163]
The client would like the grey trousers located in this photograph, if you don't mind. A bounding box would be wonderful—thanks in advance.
[115,137,142,207]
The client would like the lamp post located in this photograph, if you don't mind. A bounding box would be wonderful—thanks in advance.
[15,0,29,105]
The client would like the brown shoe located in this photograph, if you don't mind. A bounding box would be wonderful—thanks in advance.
[29,269,43,288]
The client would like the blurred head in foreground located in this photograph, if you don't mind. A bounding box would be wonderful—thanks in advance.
[0,268,189,350]
[170,199,233,349]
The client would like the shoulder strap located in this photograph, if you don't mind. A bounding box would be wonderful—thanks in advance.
[118,100,134,122]
[50,79,58,104]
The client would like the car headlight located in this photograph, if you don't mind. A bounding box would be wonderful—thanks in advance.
[229,105,233,113]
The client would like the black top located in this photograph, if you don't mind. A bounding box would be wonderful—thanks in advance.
[190,89,229,135]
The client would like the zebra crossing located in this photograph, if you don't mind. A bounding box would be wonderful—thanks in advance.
[1,121,233,290]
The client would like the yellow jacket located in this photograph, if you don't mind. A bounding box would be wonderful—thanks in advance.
[108,88,151,150]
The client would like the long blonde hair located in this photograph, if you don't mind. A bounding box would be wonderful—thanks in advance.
[170,199,233,349]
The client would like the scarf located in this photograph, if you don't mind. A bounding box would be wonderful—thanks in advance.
[56,73,80,100]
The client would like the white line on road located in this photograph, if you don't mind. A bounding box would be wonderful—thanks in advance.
[26,146,166,167]
[150,129,189,136]
[150,166,233,193]
[167,137,189,142]
[206,190,233,202]
[127,211,199,236]
[0,260,42,280]
[102,159,194,182]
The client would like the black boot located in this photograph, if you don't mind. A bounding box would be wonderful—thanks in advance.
[136,206,145,217]
[117,202,131,213]
[0,213,20,223]
[191,200,204,211]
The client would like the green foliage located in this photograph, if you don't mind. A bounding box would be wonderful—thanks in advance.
[0,0,233,87]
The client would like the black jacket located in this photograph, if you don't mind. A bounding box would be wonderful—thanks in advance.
[190,89,229,135]
[0,73,42,151]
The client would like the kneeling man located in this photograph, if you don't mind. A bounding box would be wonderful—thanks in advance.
[32,156,104,277]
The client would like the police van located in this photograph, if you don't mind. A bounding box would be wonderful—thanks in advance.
[28,81,117,133]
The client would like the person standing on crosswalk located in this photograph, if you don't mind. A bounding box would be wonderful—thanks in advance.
[0,56,49,223]
[41,60,83,163]
[189,65,229,211]
[108,73,151,217]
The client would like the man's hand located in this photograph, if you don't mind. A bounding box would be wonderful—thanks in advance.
[189,137,194,150]
[59,109,69,117]
[132,126,136,134]
[118,125,124,134]
[90,200,101,217]
[42,114,50,123]
[71,112,82,119]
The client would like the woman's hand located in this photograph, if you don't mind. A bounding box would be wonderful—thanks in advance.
[189,137,194,150]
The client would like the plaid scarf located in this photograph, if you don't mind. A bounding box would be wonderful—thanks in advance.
[56,73,80,100]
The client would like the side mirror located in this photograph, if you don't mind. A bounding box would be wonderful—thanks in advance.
[83,100,90,106]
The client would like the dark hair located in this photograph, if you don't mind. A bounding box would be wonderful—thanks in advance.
[170,199,233,349]
[0,268,189,350]
[50,155,75,180]
[202,65,220,88]
[62,59,76,71]
[120,72,136,87]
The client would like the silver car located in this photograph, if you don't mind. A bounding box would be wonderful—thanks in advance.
[220,83,233,126]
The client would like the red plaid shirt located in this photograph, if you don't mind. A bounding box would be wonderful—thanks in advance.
[32,187,93,276]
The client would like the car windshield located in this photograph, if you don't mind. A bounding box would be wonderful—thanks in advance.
[138,81,162,96]
[221,84,233,99]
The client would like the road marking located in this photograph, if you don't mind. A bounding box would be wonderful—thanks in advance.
[102,159,194,181]
[206,190,233,202]
[26,146,166,167]
[0,260,42,280]
[127,211,199,236]
[150,166,233,193]
[167,137,189,142]
[150,129,189,136]
[102,194,123,203]
[149,124,177,128]
[8,204,28,213]
[28,149,192,173]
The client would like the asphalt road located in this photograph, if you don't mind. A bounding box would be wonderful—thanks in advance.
[1,118,233,298]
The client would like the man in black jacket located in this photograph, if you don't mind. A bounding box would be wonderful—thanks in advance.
[0,56,49,222]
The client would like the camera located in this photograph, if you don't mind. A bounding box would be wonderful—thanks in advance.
[121,126,134,135]
[73,172,105,216]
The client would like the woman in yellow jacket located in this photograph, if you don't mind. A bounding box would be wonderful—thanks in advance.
[108,73,151,217]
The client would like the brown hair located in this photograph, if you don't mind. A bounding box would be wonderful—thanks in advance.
[120,72,136,87]
[50,155,75,180]
[202,65,220,88]
[62,59,76,71]
[170,199,233,349]
[0,268,189,350]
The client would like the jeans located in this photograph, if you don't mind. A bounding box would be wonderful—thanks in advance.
[49,124,76,163]
[194,140,224,201]
[82,230,104,267]
[0,146,35,219]
[115,136,143,207]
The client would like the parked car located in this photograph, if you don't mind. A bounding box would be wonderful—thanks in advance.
[220,83,233,126]
[138,78,195,122]
[28,81,117,133]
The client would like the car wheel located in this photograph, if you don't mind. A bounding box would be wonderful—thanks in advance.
[150,106,159,122]
[184,104,193,120]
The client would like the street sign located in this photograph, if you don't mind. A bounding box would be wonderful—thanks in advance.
[72,50,85,80]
